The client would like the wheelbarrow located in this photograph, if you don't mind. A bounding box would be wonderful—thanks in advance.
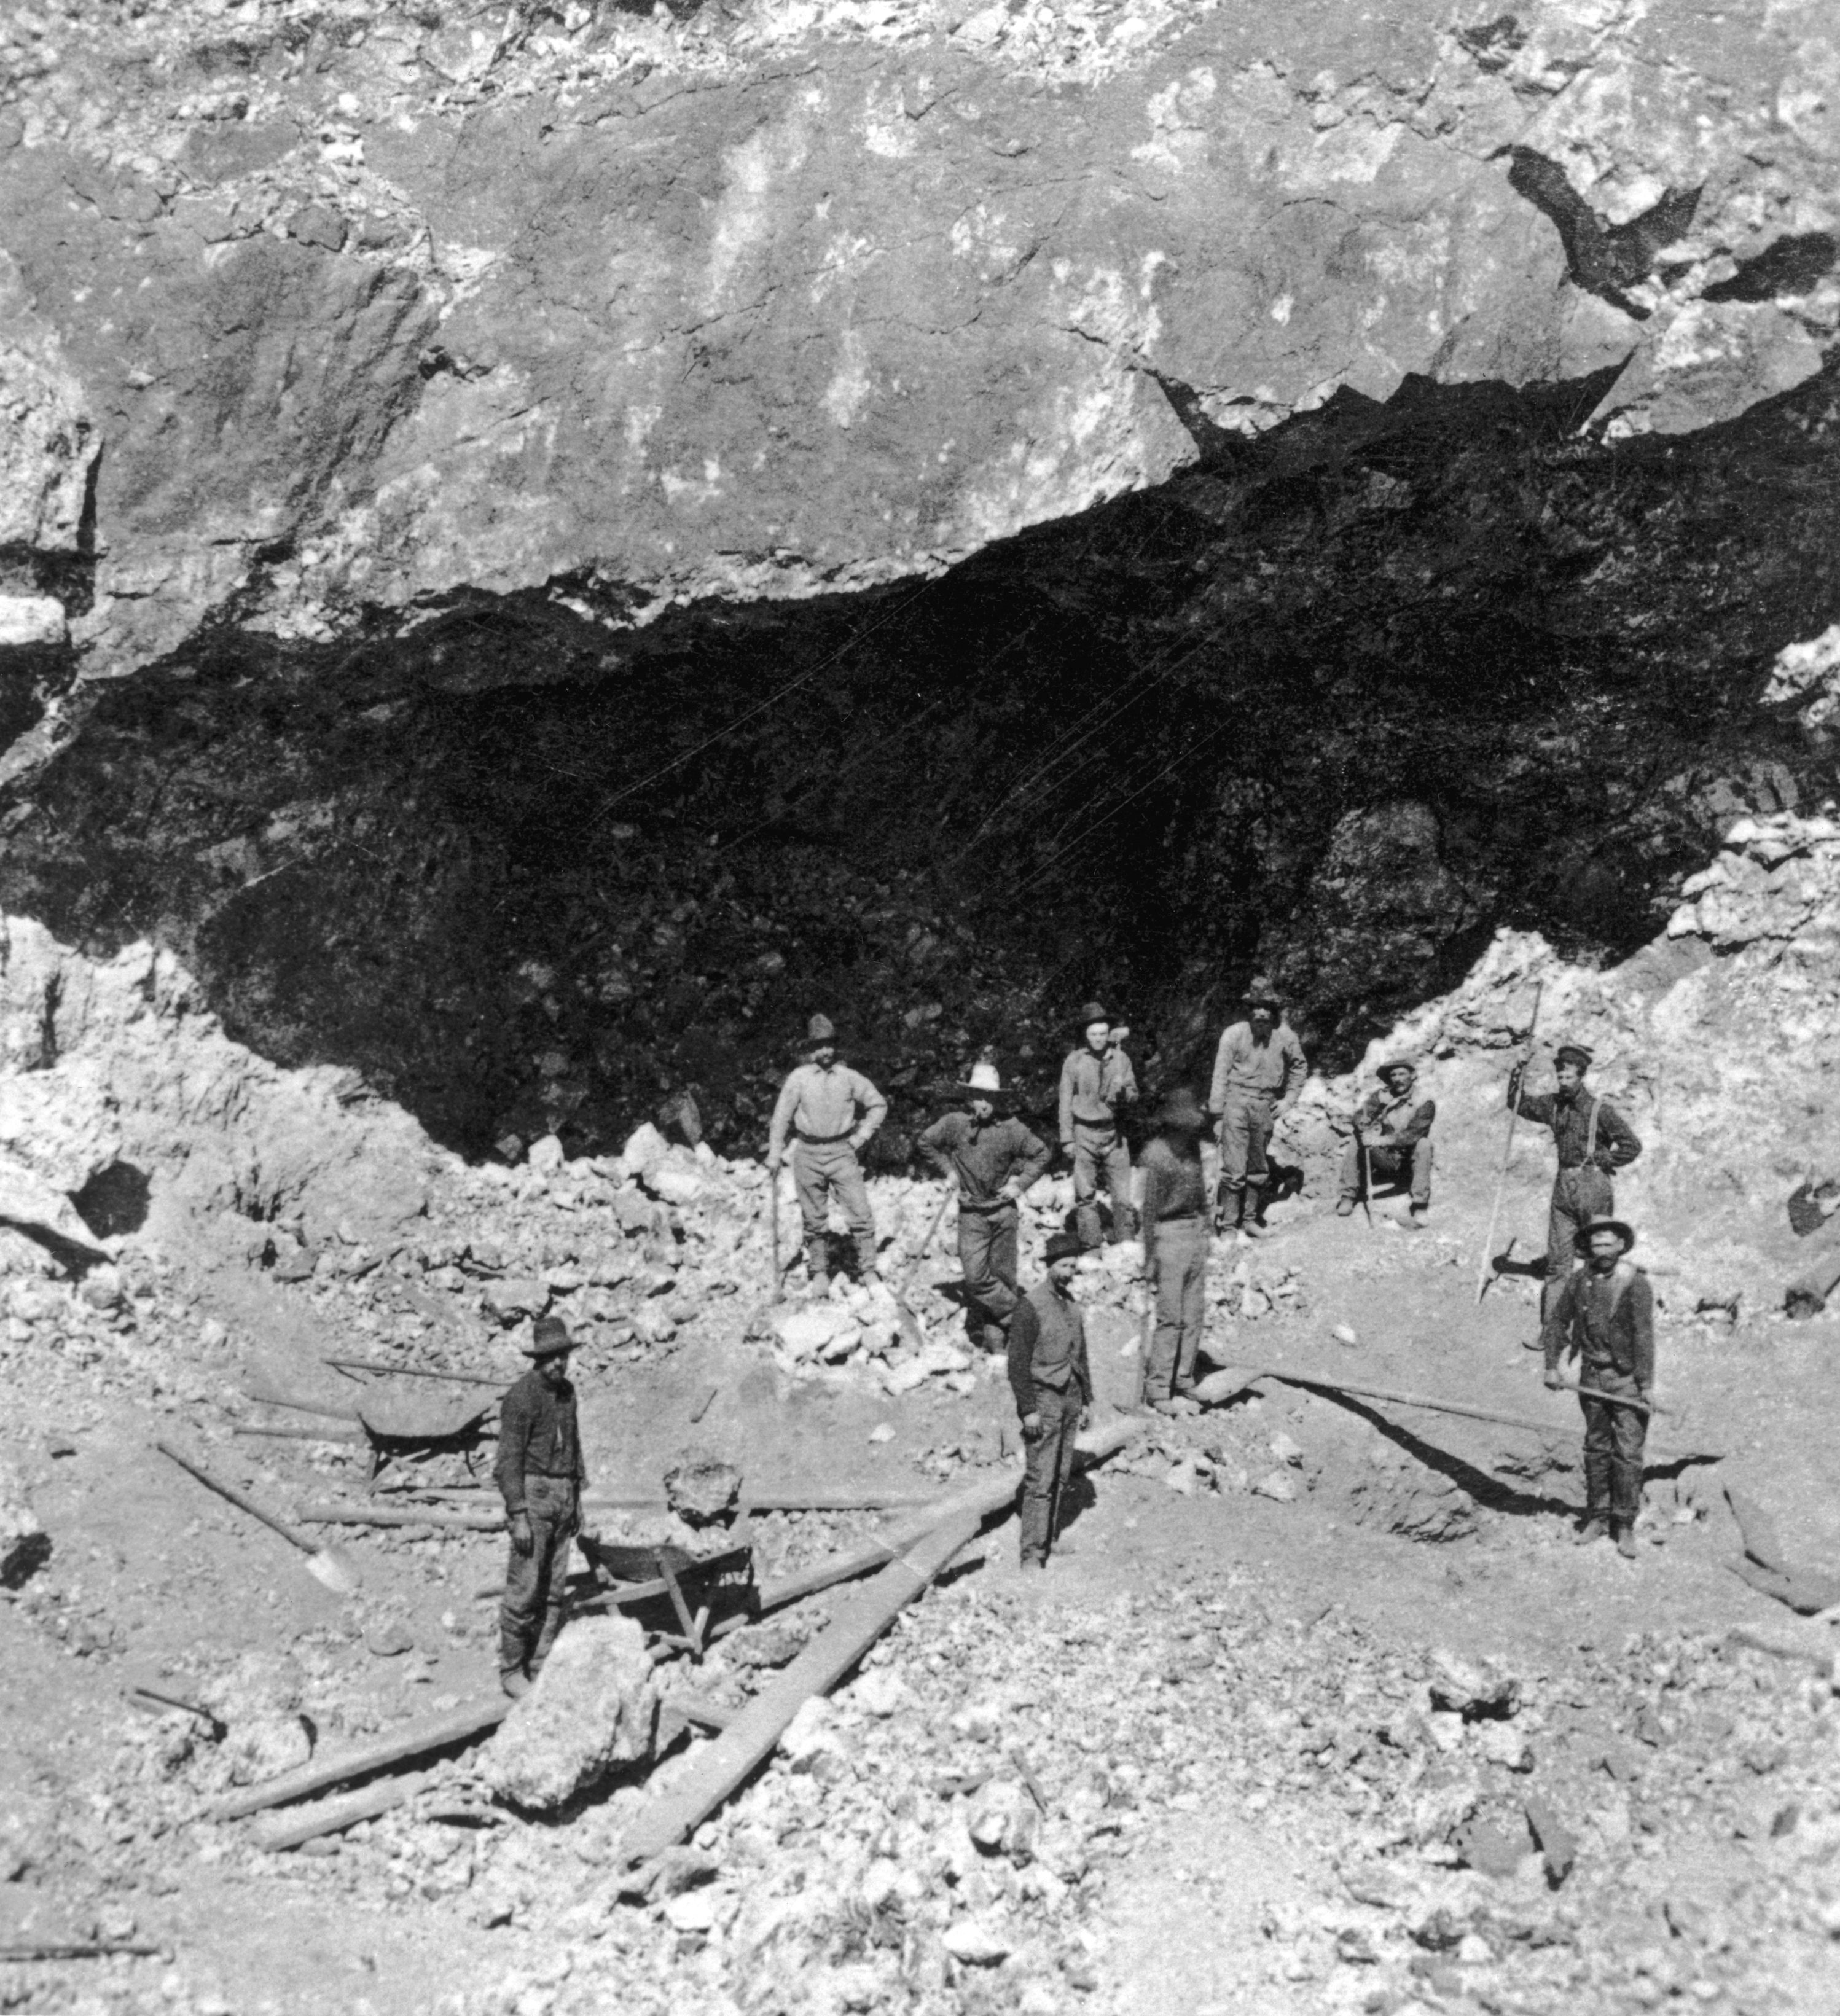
[351,1388,495,1488]
[574,1531,756,1661]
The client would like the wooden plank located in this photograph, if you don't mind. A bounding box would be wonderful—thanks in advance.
[613,1415,1145,1867]
[253,1772,432,1853]
[215,1697,510,1822]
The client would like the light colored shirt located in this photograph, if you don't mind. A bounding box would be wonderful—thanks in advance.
[1057,1046,1138,1146]
[769,1061,887,1158]
[1209,1020,1306,1115]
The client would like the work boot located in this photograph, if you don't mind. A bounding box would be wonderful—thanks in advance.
[1575,1517,1609,1545]
[499,1668,531,1700]
[1615,1525,1639,1560]
[1406,1203,1428,1230]
[804,1236,829,1291]
[1335,1198,1357,1217]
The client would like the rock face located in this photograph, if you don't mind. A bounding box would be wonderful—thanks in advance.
[480,1614,659,1811]
[0,2,1836,1156]
[1,1,1836,686]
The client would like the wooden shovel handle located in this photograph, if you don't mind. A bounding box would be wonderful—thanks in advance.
[155,1439,313,1556]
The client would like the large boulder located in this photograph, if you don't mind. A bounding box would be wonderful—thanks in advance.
[480,1616,659,1811]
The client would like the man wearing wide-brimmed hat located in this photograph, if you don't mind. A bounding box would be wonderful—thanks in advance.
[769,1014,889,1287]
[1139,1087,1212,1411]
[1508,1039,1642,1323]
[919,1057,1052,1354]
[1338,1058,1436,1224]
[494,1316,589,1697]
[1541,1216,1654,1558]
[1008,1232,1094,1569]
[1057,1002,1139,1249]
[1208,976,1306,1235]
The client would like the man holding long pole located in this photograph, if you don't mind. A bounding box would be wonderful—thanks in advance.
[1541,1217,1654,1558]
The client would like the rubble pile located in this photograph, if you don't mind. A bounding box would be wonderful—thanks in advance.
[56,1577,1835,2016]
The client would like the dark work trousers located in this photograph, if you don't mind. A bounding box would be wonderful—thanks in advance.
[958,1203,1020,1353]
[1218,1090,1277,1203]
[1071,1122,1134,1248]
[1579,1362,1646,1527]
[1340,1136,1434,1205]
[793,1137,877,1277]
[1544,1166,1614,1321]
[1019,1383,1082,1566]
[1144,1216,1208,1402]
[499,1472,578,1679]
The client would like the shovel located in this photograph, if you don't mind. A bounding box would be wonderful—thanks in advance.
[892,1185,957,1350]
[156,1439,361,1596]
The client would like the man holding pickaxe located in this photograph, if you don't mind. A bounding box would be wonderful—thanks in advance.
[1542,1216,1654,1558]
[1508,1041,1642,1323]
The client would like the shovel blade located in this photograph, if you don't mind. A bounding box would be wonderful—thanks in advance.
[307,1546,361,1596]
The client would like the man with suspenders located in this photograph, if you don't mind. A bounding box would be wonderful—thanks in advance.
[1542,1217,1654,1558]
[1507,1041,1642,1323]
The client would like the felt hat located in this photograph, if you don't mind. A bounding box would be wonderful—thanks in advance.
[1152,1087,1208,1132]
[954,1059,1013,1103]
[523,1315,576,1358]
[1379,1058,1418,1081]
[1552,1042,1594,1070]
[1243,975,1281,1010]
[1044,1231,1084,1264]
[1573,1216,1634,1253]
[1076,1001,1111,1029]
[804,1013,837,1049]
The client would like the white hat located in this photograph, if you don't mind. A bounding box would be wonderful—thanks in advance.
[965,1061,1001,1094]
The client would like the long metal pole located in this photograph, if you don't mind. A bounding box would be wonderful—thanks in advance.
[1476,980,1544,1305]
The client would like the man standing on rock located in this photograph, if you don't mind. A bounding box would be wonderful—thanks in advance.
[1541,1217,1654,1559]
[1139,1088,1212,1413]
[1008,1232,1094,1569]
[918,1059,1051,1354]
[769,1014,888,1287]
[1058,1003,1138,1248]
[1208,977,1306,1236]
[495,1316,588,1697]
[1338,1059,1436,1225]
[1508,1042,1642,1321]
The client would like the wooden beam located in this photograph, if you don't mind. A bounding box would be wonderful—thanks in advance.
[215,1697,511,1823]
[252,1772,433,1853]
[612,1414,1144,1867]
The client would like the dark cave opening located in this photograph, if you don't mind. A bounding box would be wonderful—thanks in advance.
[4,357,1838,1163]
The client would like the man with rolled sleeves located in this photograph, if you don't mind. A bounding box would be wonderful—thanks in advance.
[1139,1087,1212,1412]
[1338,1058,1436,1224]
[1008,1232,1094,1569]
[1508,1041,1642,1321]
[918,1059,1051,1354]
[1208,977,1306,1235]
[1057,1002,1138,1249]
[1541,1217,1654,1558]
[495,1316,588,1697]
[769,1014,888,1287]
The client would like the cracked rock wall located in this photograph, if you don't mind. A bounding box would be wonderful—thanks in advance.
[1,0,1836,695]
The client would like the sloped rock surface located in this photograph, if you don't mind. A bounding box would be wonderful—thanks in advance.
[1,1,1836,687]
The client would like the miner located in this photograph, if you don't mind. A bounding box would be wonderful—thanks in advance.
[1338,1058,1436,1224]
[769,1014,889,1287]
[1138,1087,1212,1413]
[1507,1041,1642,1321]
[1541,1217,1654,1558]
[1057,1002,1138,1248]
[1208,977,1306,1235]
[918,1058,1051,1354]
[495,1316,588,1698]
[1008,1231,1094,1569]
